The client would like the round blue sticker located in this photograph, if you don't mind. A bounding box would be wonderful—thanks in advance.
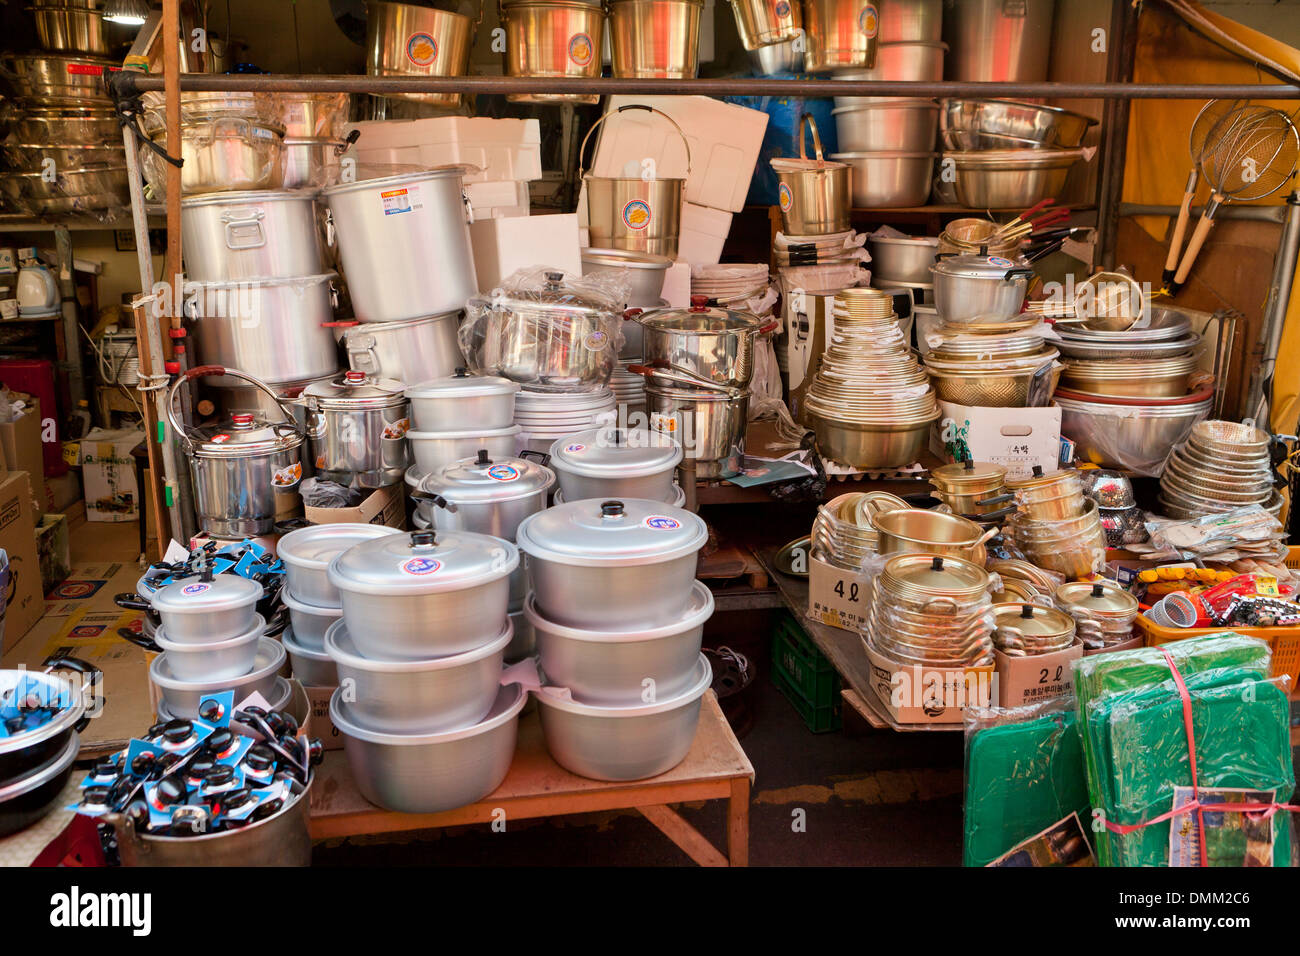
[181,583,211,596]
[644,515,682,531]
[400,557,442,576]
[486,464,520,482]
[564,443,586,454]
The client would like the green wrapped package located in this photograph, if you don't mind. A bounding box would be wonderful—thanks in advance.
[964,708,1091,867]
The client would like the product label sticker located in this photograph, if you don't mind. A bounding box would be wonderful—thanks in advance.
[382,418,410,440]
[584,329,609,351]
[988,255,1015,267]
[778,182,793,212]
[649,411,677,435]
[568,33,594,66]
[860,3,879,37]
[210,434,231,444]
[486,464,520,482]
[775,0,791,17]
[382,187,414,216]
[181,582,212,597]
[622,199,651,231]
[406,32,438,66]
[272,461,302,488]
[644,515,682,531]
[400,557,442,576]
[563,443,586,454]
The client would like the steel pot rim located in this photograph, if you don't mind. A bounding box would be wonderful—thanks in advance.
[278,522,404,575]
[154,616,265,653]
[321,166,470,198]
[180,188,320,209]
[324,616,512,672]
[407,424,523,441]
[281,626,333,663]
[536,652,712,717]
[148,636,286,691]
[281,588,345,618]
[330,681,526,746]
[523,580,712,643]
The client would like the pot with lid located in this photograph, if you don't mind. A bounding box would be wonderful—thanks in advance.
[277,522,403,609]
[516,498,707,630]
[167,366,306,538]
[406,368,520,433]
[929,458,1013,518]
[334,311,464,387]
[303,370,410,489]
[638,296,771,389]
[930,252,1034,325]
[548,426,683,504]
[1053,581,1139,647]
[148,572,262,644]
[992,603,1075,656]
[410,448,555,541]
[327,529,519,660]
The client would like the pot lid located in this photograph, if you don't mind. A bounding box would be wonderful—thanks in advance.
[549,427,682,478]
[418,449,556,504]
[931,252,1029,280]
[1054,581,1139,617]
[150,573,262,615]
[880,553,989,599]
[1005,465,1077,492]
[580,247,674,271]
[189,412,304,457]
[180,189,316,209]
[327,529,519,596]
[637,296,763,333]
[406,367,520,400]
[304,370,406,409]
[515,498,707,568]
[481,271,619,319]
[992,602,1074,637]
[277,522,402,573]
[930,458,1006,488]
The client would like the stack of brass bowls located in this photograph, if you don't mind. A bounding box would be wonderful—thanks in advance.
[1053,581,1139,649]
[865,554,995,667]
[1159,420,1276,519]
[936,217,1021,258]
[924,327,1060,407]
[810,491,908,570]
[929,458,1013,519]
[992,603,1076,656]
[1005,469,1106,579]
[801,287,941,469]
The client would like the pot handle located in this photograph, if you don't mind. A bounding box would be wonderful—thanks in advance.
[1003,268,1036,281]
[167,366,303,442]
[799,113,826,164]
[116,626,159,653]
[974,491,1015,507]
[344,334,381,375]
[219,208,267,252]
[113,592,152,612]
[518,449,551,467]
[463,189,475,225]
[577,104,693,181]
[42,655,102,732]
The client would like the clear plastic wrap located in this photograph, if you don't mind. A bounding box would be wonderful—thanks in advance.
[140,116,286,202]
[459,266,628,393]
[963,697,1092,867]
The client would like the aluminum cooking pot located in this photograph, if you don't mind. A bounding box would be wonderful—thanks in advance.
[365,0,476,106]
[410,448,555,541]
[334,311,465,386]
[303,370,410,489]
[930,252,1033,324]
[580,247,674,311]
[327,529,519,660]
[147,573,262,643]
[280,590,344,652]
[148,638,286,719]
[516,497,707,631]
[406,424,522,475]
[277,522,403,609]
[405,368,520,433]
[153,617,265,682]
[548,426,682,503]
[180,189,324,283]
[499,0,605,103]
[637,296,772,389]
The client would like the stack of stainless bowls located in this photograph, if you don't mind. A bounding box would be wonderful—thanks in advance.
[811,491,908,570]
[515,387,617,455]
[517,497,713,780]
[1160,420,1278,520]
[865,553,996,668]
[404,369,523,475]
[548,426,685,506]
[302,371,411,490]
[277,523,402,688]
[1004,468,1107,580]
[923,325,1060,408]
[800,287,940,469]
[147,575,292,720]
[325,528,525,812]
[1053,581,1139,650]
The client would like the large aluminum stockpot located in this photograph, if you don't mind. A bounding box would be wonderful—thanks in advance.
[327,529,518,659]
[803,0,880,73]
[325,617,511,734]
[147,116,286,195]
[536,653,712,780]
[148,574,262,643]
[180,190,323,282]
[941,98,1098,150]
[303,371,410,489]
[867,233,939,283]
[500,0,604,104]
[322,168,477,323]
[406,424,522,475]
[186,274,339,387]
[365,0,474,106]
[30,3,126,55]
[153,618,265,682]
[548,426,682,503]
[336,311,464,385]
[405,369,519,432]
[148,637,286,719]
[10,107,119,146]
[830,151,935,207]
[282,628,339,687]
[943,0,1056,82]
[877,0,942,41]
[642,383,748,479]
[931,253,1033,324]
[278,522,402,608]
[280,589,344,651]
[0,53,115,105]
[332,682,525,812]
[516,497,707,630]
[833,100,939,153]
[728,0,801,50]
[411,449,554,540]
[529,580,712,705]
[608,0,703,78]
[638,299,769,389]
[945,149,1089,209]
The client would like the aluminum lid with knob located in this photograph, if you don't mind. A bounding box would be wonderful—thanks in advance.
[931,252,1030,280]
[991,602,1074,638]
[1053,580,1138,618]
[417,449,556,504]
[188,411,304,457]
[637,296,764,334]
[930,458,1007,489]
[878,553,990,601]
[150,574,262,616]
[303,370,407,410]
[516,498,707,568]
[549,427,682,478]
[327,528,519,596]
[405,367,521,401]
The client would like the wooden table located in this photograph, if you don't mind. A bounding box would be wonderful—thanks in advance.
[309,692,755,866]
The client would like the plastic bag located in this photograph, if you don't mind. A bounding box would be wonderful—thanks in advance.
[299,477,363,509]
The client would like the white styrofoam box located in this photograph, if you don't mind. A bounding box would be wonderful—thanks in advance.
[662,261,692,308]
[676,202,732,266]
[591,96,768,214]
[466,180,530,219]
[469,214,582,292]
[345,117,542,184]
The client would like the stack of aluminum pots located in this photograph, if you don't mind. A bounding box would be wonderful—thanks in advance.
[991,602,1076,657]
[928,458,1014,523]
[1053,580,1140,651]
[404,369,523,475]
[548,426,686,507]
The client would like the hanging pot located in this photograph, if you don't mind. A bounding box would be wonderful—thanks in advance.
[499,0,605,103]
[302,370,411,489]
[728,0,802,50]
[365,0,478,107]
[607,0,703,79]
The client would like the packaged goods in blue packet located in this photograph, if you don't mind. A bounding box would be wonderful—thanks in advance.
[196,691,235,727]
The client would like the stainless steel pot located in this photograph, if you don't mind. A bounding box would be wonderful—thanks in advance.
[643,382,748,479]
[0,164,128,215]
[608,0,703,78]
[833,41,945,92]
[322,168,477,323]
[278,92,352,139]
[930,252,1033,323]
[536,653,711,780]
[186,274,339,387]
[325,617,510,733]
[303,371,411,489]
[148,637,286,719]
[281,137,348,190]
[0,141,120,172]
[945,148,1088,209]
[181,190,323,282]
[833,100,939,152]
[405,368,519,432]
[282,628,339,687]
[167,367,306,537]
[154,617,265,682]
[500,0,605,103]
[877,0,942,41]
[581,247,673,310]
[548,426,682,503]
[331,682,524,813]
[830,150,935,206]
[148,574,262,643]
[412,449,554,541]
[406,425,522,475]
[771,114,851,235]
[516,497,707,630]
[147,116,286,195]
[941,98,1098,149]
[529,580,711,705]
[327,528,518,659]
[803,0,880,73]
[728,0,802,50]
[9,106,118,145]
[943,0,1056,82]
[280,590,344,652]
[335,311,465,386]
[278,522,402,609]
[28,3,125,54]
[867,233,939,282]
[0,53,115,105]
[638,298,770,389]
[1058,392,1212,476]
[365,0,476,106]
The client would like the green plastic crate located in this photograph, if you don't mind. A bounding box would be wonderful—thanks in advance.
[771,614,842,733]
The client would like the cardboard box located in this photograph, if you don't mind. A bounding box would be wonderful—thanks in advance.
[469,214,582,292]
[931,401,1062,479]
[995,640,1084,709]
[77,426,144,522]
[864,641,995,725]
[592,96,768,213]
[0,471,46,649]
[304,683,344,750]
[36,512,70,594]
[676,202,733,266]
[0,399,45,518]
[303,481,405,529]
[807,554,870,633]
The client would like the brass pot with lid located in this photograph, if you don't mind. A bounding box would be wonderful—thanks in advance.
[1005,464,1086,521]
[992,603,1076,656]
[868,553,995,666]
[929,458,1014,518]
[1053,580,1139,646]
[877,553,990,605]
[872,508,991,563]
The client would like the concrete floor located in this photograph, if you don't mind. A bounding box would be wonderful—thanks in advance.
[64,516,964,867]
